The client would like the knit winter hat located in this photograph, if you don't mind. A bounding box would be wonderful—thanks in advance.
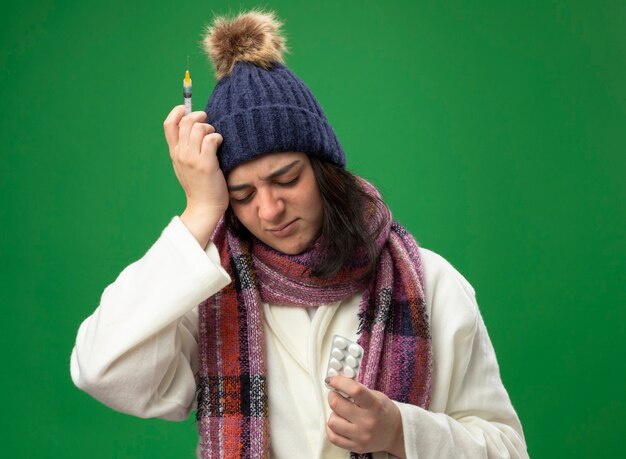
[202,10,346,175]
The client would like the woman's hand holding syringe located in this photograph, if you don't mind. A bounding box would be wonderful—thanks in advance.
[163,106,229,249]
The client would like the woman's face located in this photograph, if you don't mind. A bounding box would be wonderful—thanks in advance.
[227,152,324,255]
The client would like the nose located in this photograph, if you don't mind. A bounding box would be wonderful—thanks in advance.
[257,187,285,223]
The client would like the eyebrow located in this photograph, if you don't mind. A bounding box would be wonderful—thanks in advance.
[227,160,302,192]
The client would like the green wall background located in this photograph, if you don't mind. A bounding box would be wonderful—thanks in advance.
[1,0,624,457]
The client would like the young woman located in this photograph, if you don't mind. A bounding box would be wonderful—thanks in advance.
[70,10,528,459]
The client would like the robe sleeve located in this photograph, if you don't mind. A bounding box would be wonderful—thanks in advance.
[70,216,231,421]
[394,248,528,458]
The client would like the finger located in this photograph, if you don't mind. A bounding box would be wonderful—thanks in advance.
[188,123,216,155]
[178,111,208,147]
[326,411,356,440]
[325,423,359,453]
[328,389,359,421]
[326,376,377,410]
[163,105,186,151]
[200,132,224,159]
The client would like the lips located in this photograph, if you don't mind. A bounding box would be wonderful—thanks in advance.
[268,219,298,237]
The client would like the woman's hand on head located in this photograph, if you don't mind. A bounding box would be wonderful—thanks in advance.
[326,376,406,458]
[163,106,228,247]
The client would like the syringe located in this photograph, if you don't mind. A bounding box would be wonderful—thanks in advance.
[183,62,192,115]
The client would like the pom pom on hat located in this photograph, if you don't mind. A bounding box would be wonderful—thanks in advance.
[202,9,346,174]
[203,10,287,80]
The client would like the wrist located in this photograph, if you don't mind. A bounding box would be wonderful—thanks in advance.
[182,203,223,220]
[180,206,224,249]
[388,402,406,458]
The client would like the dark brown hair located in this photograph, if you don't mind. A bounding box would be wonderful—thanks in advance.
[224,156,387,280]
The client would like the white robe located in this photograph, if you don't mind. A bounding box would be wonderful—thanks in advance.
[70,216,528,458]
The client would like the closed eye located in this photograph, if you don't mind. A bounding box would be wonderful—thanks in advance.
[230,175,300,204]
[277,176,299,187]
[231,193,254,204]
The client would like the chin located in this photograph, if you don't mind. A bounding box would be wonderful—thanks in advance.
[272,243,303,256]
[269,236,313,256]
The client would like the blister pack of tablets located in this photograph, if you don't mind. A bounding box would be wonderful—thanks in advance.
[324,335,364,395]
